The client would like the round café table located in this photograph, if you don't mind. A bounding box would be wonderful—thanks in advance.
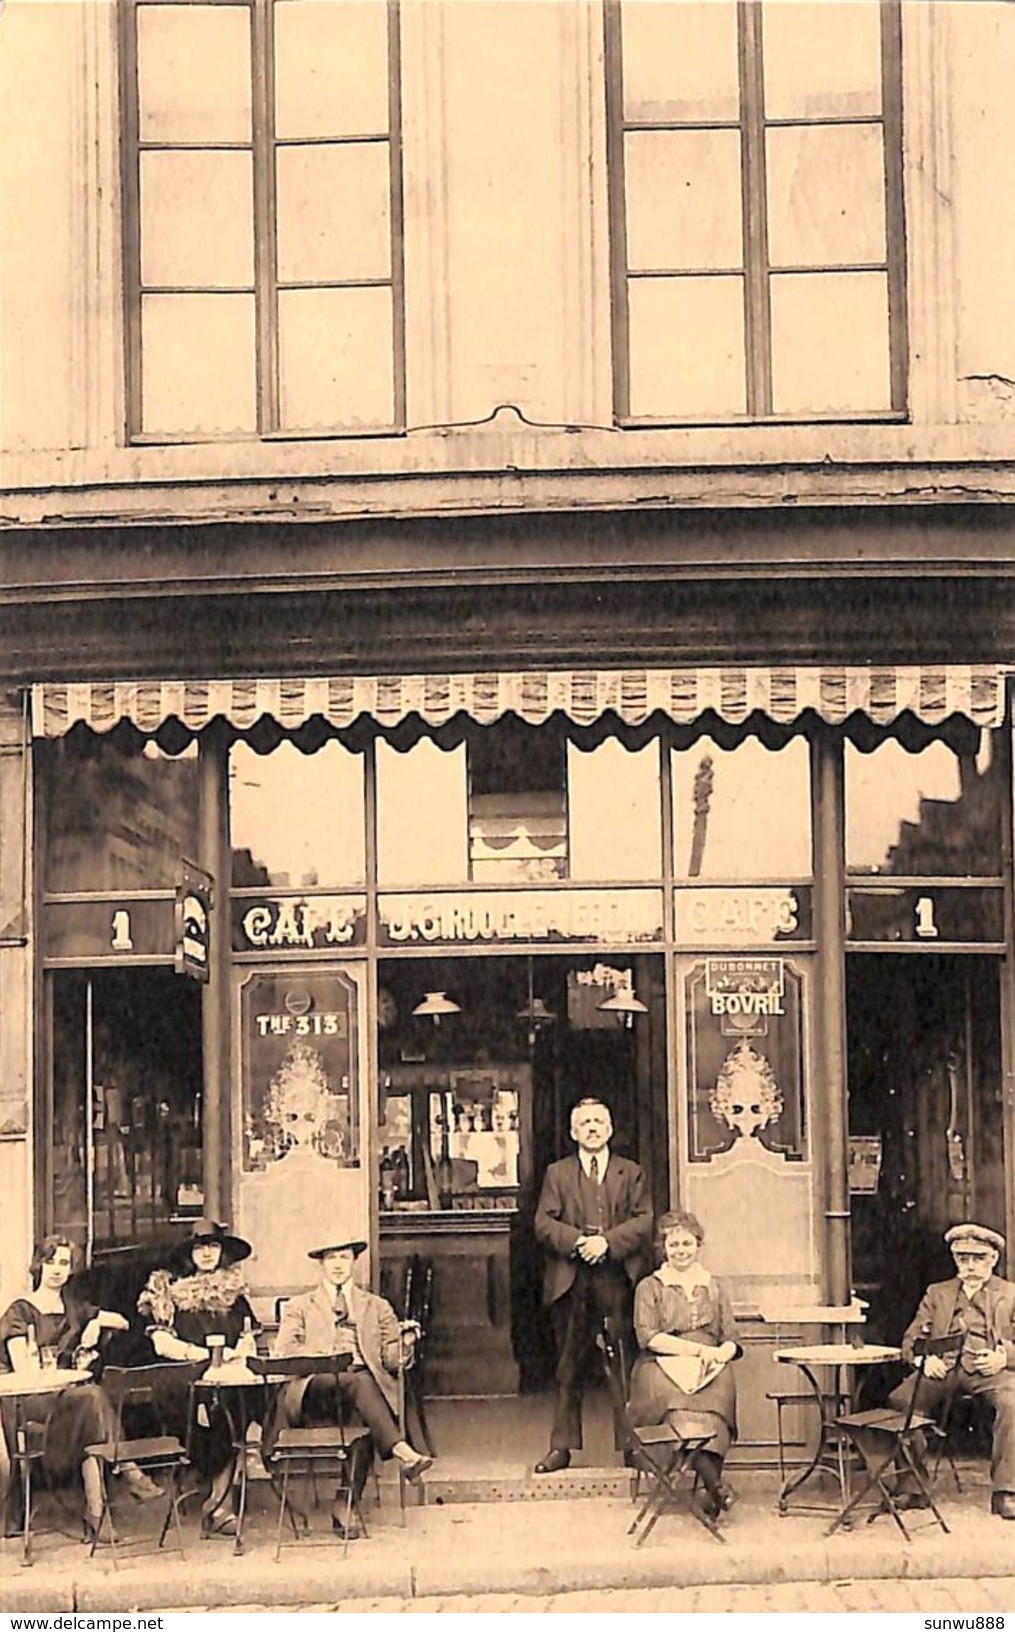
[188,1361,269,1555]
[0,1366,91,1566]
[774,1343,902,1520]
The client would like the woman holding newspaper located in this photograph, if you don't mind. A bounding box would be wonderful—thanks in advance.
[629,1209,742,1520]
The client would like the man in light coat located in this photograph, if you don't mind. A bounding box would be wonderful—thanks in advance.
[533,1095,652,1474]
[271,1230,430,1536]
[891,1222,1015,1519]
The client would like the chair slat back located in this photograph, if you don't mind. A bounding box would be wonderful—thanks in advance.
[101,1361,204,1454]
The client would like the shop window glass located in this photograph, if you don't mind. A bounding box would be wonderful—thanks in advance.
[230,740,365,888]
[469,724,566,883]
[845,737,1003,877]
[672,738,811,881]
[44,737,199,894]
[377,739,468,885]
[568,739,661,881]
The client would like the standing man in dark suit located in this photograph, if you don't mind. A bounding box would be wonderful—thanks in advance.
[532,1095,652,1474]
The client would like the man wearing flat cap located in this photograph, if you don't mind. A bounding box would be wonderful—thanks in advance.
[889,1221,1015,1518]
[269,1229,430,1537]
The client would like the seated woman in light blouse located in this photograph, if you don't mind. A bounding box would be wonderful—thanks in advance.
[628,1209,742,1521]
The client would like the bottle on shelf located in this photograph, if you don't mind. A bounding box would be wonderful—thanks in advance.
[392,1145,410,1200]
[379,1147,396,1210]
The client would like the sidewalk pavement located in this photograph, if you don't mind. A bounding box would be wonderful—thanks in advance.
[2,1466,1014,1613]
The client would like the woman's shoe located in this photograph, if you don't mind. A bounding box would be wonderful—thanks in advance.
[716,1481,737,1514]
[200,1510,239,1539]
[121,1465,163,1502]
[82,1511,109,1546]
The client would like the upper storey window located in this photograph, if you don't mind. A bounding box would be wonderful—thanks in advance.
[122,0,403,441]
[606,1,905,423]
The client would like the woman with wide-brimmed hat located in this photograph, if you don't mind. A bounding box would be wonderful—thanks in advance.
[137,1218,259,1537]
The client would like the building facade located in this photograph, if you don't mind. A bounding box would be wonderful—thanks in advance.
[2,0,1015,1457]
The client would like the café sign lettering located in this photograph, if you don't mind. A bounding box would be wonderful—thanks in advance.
[254,1009,348,1038]
[234,896,366,952]
[675,887,812,946]
[378,889,663,947]
[705,958,786,1018]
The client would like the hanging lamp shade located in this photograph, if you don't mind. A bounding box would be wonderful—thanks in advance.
[597,987,648,1022]
[515,996,556,1026]
[412,991,461,1023]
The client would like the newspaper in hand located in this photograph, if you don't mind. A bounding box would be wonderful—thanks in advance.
[655,1351,728,1394]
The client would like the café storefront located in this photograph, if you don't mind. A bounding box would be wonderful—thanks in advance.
[28,664,1014,1454]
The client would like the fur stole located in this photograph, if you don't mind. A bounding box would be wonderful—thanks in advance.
[138,1264,249,1329]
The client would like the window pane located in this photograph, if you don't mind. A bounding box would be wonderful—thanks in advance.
[140,151,254,288]
[274,0,389,139]
[230,740,365,887]
[762,1,883,120]
[625,130,742,272]
[770,271,890,414]
[621,0,739,123]
[767,124,886,269]
[377,740,468,885]
[568,741,661,882]
[846,738,1003,877]
[276,143,391,284]
[672,738,812,881]
[137,4,252,143]
[470,723,566,883]
[45,737,200,892]
[628,277,745,418]
[141,293,256,435]
[278,287,394,430]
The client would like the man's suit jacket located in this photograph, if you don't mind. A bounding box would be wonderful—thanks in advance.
[901,1273,1015,1370]
[273,1280,402,1420]
[534,1153,652,1306]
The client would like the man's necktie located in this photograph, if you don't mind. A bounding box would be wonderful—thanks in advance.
[589,1155,600,1184]
[334,1293,348,1323]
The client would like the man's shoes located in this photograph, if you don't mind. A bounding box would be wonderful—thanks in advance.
[991,1491,1015,1520]
[534,1449,571,1475]
[331,1515,363,1541]
[891,1489,930,1512]
[403,1454,433,1486]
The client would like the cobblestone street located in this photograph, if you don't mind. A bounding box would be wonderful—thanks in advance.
[211,1578,1015,1614]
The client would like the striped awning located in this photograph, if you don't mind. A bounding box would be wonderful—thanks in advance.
[30,666,1005,737]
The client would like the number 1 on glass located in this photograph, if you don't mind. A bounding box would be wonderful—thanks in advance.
[915,896,939,940]
[111,909,134,952]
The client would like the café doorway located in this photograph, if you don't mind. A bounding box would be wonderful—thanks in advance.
[45,966,204,1262]
[846,953,1005,1344]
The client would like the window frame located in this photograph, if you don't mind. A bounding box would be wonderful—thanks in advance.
[120,0,406,444]
[604,0,908,426]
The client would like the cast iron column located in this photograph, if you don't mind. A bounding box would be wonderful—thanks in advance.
[812,732,850,1306]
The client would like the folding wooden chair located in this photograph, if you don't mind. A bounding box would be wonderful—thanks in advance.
[598,1323,725,1547]
[252,1354,371,1560]
[828,1332,964,1541]
[84,1361,203,1569]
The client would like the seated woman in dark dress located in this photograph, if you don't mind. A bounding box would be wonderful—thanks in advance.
[628,1209,742,1520]
[137,1218,259,1537]
[0,1234,160,1539]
